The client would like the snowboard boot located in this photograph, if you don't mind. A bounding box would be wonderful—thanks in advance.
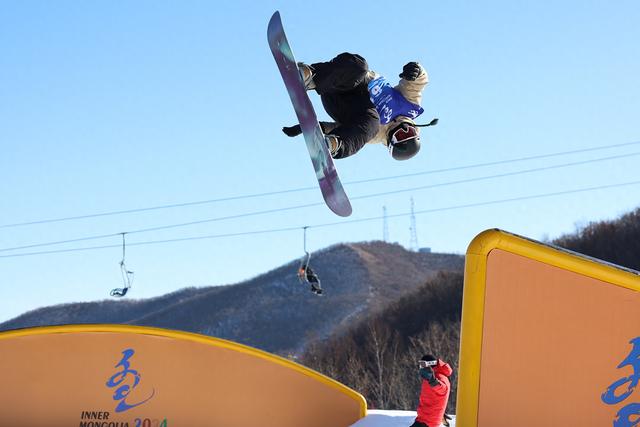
[297,62,316,90]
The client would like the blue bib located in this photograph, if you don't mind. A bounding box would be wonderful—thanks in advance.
[368,76,424,125]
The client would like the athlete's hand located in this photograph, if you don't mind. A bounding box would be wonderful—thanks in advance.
[282,124,302,137]
[399,62,423,81]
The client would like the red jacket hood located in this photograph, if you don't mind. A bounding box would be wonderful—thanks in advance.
[434,360,453,378]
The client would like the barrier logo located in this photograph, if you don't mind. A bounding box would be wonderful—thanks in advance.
[602,337,640,427]
[106,348,156,413]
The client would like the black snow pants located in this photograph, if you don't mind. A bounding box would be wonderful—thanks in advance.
[310,53,380,158]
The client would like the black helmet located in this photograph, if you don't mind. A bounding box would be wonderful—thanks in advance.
[387,122,420,161]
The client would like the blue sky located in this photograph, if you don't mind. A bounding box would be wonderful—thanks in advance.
[1,0,639,323]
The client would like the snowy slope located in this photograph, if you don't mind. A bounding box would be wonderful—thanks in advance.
[350,410,456,427]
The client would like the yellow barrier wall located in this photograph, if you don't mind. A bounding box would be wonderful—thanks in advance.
[457,229,640,426]
[0,324,366,427]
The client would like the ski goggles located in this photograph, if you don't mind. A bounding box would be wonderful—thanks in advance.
[418,360,437,368]
[390,124,419,145]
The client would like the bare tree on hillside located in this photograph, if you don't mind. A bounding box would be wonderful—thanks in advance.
[362,321,402,409]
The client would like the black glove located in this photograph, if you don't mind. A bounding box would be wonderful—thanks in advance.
[419,367,440,387]
[399,62,422,81]
[419,367,433,380]
[282,124,302,137]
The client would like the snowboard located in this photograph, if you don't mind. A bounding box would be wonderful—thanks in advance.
[267,11,352,217]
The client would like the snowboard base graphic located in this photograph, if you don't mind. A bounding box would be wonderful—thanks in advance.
[267,11,352,217]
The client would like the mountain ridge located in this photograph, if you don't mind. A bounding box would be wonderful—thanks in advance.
[0,241,464,354]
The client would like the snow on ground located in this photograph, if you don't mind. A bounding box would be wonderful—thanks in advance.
[349,410,456,427]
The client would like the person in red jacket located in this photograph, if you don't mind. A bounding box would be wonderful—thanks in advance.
[410,354,453,427]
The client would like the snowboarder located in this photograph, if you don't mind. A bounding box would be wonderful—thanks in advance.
[282,52,434,160]
[410,354,453,427]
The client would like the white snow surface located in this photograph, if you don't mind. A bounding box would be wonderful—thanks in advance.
[349,410,455,427]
